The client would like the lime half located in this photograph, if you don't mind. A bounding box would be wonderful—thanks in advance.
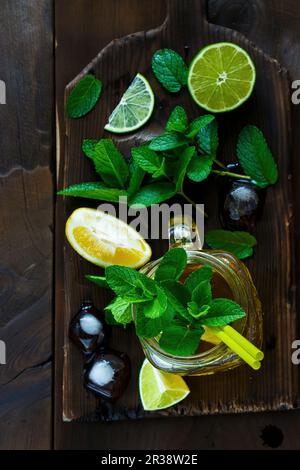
[139,359,190,411]
[104,73,154,133]
[188,42,256,112]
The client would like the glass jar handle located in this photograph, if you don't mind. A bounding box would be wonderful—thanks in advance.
[168,214,203,251]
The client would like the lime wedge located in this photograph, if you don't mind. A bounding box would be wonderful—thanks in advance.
[104,73,155,133]
[139,359,190,411]
[188,42,256,112]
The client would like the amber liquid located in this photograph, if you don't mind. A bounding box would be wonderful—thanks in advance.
[180,264,234,353]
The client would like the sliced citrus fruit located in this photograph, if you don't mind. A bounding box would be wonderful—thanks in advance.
[139,359,190,411]
[104,73,155,133]
[202,326,221,345]
[66,207,151,268]
[188,42,256,112]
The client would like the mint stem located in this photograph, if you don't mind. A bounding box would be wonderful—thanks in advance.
[213,158,227,170]
[179,191,208,218]
[211,169,251,180]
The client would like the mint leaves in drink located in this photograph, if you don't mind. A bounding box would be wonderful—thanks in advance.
[89,247,247,356]
[66,74,102,118]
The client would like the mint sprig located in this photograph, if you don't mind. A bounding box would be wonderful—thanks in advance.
[66,74,102,118]
[59,104,277,216]
[89,248,247,357]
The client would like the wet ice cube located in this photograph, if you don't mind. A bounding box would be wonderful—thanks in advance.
[69,301,108,354]
[84,349,130,401]
[80,313,102,336]
[89,360,114,386]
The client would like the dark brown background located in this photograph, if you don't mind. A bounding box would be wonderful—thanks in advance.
[0,0,300,450]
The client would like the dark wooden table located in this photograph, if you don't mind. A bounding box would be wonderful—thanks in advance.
[1,0,300,450]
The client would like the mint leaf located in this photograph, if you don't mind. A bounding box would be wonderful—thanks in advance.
[152,49,188,93]
[196,118,218,156]
[132,146,166,178]
[174,146,195,191]
[149,132,189,152]
[184,266,213,293]
[129,182,176,207]
[237,125,278,187]
[151,159,168,179]
[94,139,129,188]
[200,298,246,326]
[82,138,120,188]
[160,280,191,322]
[187,154,213,182]
[105,310,120,325]
[105,296,132,325]
[166,106,188,133]
[186,115,215,139]
[83,139,120,188]
[57,182,126,202]
[187,302,210,319]
[155,247,187,282]
[106,265,156,302]
[159,324,204,356]
[136,302,175,338]
[205,230,257,259]
[85,275,109,289]
[127,159,145,196]
[143,287,168,319]
[192,280,212,307]
[66,74,102,118]
[82,139,98,159]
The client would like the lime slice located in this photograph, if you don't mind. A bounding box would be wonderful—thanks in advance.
[139,359,190,411]
[188,42,256,112]
[104,73,155,133]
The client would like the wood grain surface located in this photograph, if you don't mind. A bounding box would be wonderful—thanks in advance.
[56,0,296,431]
[0,0,53,450]
[2,0,300,451]
[54,0,300,451]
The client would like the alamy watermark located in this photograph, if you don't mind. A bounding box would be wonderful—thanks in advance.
[291,340,300,364]
[0,340,6,364]
[96,196,205,245]
[291,80,300,105]
[0,79,6,104]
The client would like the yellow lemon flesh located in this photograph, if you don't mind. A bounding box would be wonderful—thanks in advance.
[66,207,151,268]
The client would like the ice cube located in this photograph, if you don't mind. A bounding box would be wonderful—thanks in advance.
[69,301,108,354]
[89,360,114,386]
[84,349,131,400]
[80,313,102,335]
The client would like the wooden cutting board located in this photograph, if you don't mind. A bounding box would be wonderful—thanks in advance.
[55,0,296,421]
